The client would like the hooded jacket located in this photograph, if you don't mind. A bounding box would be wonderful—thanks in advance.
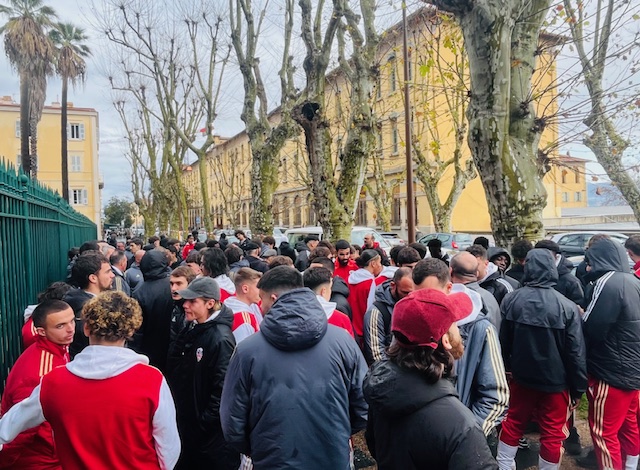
[364,361,497,470]
[220,288,368,470]
[487,247,519,290]
[132,250,174,371]
[582,238,640,390]
[348,269,381,337]
[294,241,310,272]
[0,336,69,469]
[278,241,297,263]
[465,281,501,332]
[479,262,516,306]
[316,295,354,337]
[125,262,144,290]
[228,258,250,275]
[453,285,509,436]
[499,249,587,399]
[166,305,238,468]
[331,275,352,319]
[0,346,180,470]
[213,274,236,302]
[555,256,585,306]
[363,280,397,364]
[62,288,94,358]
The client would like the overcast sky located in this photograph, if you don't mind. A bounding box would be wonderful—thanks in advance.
[1,0,635,209]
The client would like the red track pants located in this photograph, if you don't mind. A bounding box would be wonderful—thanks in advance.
[499,380,571,463]
[587,377,639,470]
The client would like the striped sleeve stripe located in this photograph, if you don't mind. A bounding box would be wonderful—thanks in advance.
[583,271,615,322]
[481,326,509,435]
[39,351,54,377]
[496,278,514,293]
[369,308,383,362]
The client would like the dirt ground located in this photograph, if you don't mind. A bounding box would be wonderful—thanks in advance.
[352,417,599,469]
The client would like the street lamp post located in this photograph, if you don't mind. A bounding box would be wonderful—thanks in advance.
[402,2,416,243]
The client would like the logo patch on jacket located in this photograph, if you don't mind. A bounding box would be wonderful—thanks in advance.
[196,347,203,362]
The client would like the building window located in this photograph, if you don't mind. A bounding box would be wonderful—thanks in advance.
[70,155,82,172]
[575,171,580,183]
[335,90,342,119]
[293,195,302,226]
[391,121,399,155]
[356,199,367,226]
[376,74,382,99]
[575,191,582,202]
[561,170,567,184]
[561,192,569,203]
[392,186,401,226]
[15,120,20,138]
[377,129,384,156]
[282,197,290,227]
[389,59,397,93]
[71,188,88,205]
[69,123,85,140]
[16,154,21,169]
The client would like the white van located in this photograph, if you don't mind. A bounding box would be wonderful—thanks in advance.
[284,226,392,256]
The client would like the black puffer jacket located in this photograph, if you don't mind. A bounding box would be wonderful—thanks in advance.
[480,262,516,306]
[583,238,640,390]
[331,275,352,319]
[364,360,497,470]
[488,247,519,290]
[220,288,367,470]
[131,250,174,371]
[278,241,297,263]
[500,249,587,399]
[294,241,310,272]
[555,256,584,306]
[166,304,238,469]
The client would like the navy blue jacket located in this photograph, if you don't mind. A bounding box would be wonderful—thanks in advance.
[220,288,368,469]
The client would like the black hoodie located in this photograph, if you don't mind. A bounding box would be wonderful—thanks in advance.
[131,250,174,371]
[583,238,640,390]
[364,360,497,470]
[499,249,587,399]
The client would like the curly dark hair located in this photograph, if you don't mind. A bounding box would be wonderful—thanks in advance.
[82,291,143,342]
[386,336,454,384]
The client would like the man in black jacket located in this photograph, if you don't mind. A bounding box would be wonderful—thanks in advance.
[243,242,268,274]
[497,249,587,470]
[506,239,532,284]
[467,245,515,306]
[582,238,640,470]
[309,256,352,319]
[131,249,174,371]
[167,277,238,470]
[364,288,497,469]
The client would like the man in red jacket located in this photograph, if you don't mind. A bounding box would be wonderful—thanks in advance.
[0,291,180,470]
[1,299,74,469]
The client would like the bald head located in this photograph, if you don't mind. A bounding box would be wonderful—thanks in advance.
[450,251,479,283]
[134,249,145,263]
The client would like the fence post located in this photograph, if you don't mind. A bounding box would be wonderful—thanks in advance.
[19,174,34,303]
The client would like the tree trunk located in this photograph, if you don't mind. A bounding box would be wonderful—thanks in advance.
[196,152,213,233]
[429,0,551,246]
[61,77,69,201]
[292,102,345,237]
[19,73,30,175]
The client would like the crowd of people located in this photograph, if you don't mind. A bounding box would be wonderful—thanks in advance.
[1,229,640,470]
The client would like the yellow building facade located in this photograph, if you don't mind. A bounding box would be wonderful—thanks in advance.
[0,96,102,232]
[184,7,586,235]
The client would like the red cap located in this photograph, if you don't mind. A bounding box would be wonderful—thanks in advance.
[391,288,473,349]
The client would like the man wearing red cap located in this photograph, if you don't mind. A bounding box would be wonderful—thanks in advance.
[364,288,497,469]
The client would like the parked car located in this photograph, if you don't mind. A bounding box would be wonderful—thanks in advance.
[284,226,393,256]
[417,232,474,255]
[379,232,406,247]
[547,231,628,257]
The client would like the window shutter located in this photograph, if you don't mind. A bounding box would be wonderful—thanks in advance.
[80,124,85,140]
[82,189,88,205]
[15,120,20,138]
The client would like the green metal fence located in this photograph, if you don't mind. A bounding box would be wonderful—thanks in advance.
[0,160,97,392]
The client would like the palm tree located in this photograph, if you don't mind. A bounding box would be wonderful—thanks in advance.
[0,0,56,177]
[49,22,90,202]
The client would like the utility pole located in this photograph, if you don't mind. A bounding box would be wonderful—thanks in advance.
[402,2,415,243]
